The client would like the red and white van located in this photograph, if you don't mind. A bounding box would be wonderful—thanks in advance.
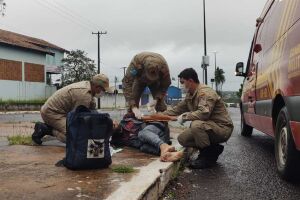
[236,0,300,180]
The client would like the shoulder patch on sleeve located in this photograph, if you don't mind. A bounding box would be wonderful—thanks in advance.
[130,67,138,76]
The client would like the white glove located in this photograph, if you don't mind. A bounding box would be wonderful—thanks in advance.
[147,100,157,113]
[132,107,144,119]
[177,114,184,125]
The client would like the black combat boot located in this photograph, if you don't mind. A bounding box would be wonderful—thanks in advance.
[189,144,224,169]
[205,144,224,163]
[31,122,53,145]
[189,147,210,169]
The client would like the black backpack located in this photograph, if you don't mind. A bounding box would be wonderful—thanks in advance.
[63,105,113,170]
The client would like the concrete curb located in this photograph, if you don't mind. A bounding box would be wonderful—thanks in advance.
[105,160,179,200]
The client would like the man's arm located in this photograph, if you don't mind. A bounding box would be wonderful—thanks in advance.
[162,100,188,116]
[122,64,137,108]
[182,93,217,121]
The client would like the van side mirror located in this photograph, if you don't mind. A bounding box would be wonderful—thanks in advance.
[254,44,262,53]
[235,62,245,77]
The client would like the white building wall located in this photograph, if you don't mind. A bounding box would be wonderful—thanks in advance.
[100,94,126,108]
[0,80,48,100]
[0,45,48,100]
[99,94,154,108]
[0,45,45,64]
[46,49,64,67]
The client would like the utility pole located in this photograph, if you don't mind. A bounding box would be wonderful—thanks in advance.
[114,76,117,109]
[121,67,127,77]
[92,30,107,109]
[0,0,6,16]
[120,67,127,107]
[212,51,217,91]
[202,0,209,85]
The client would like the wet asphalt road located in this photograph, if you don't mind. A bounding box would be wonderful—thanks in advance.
[162,108,300,200]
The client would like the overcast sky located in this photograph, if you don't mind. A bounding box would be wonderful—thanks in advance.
[0,0,267,91]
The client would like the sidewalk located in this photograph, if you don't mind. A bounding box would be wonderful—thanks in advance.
[0,121,183,200]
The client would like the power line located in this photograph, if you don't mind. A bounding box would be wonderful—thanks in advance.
[36,0,94,31]
[44,0,98,30]
[51,0,99,30]
[34,0,95,32]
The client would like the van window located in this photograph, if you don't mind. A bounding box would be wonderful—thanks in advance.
[245,38,254,75]
[260,0,274,19]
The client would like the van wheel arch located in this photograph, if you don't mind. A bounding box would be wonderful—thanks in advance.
[272,95,285,130]
[240,105,253,137]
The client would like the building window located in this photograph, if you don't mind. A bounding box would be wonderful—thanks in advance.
[0,58,22,81]
[25,63,45,82]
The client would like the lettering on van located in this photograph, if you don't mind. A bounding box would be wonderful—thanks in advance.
[288,43,300,79]
[258,86,269,100]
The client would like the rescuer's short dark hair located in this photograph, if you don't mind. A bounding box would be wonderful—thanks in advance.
[178,68,200,83]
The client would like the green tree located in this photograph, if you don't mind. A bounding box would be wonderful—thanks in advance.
[215,67,225,95]
[59,50,96,87]
[236,83,243,98]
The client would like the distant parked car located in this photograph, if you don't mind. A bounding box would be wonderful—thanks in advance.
[53,79,61,89]
[227,103,237,108]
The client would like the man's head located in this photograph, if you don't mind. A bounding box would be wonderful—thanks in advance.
[178,68,200,93]
[90,74,111,97]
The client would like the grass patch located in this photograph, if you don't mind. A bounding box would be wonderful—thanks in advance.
[0,99,46,106]
[7,135,33,145]
[112,165,135,173]
[171,160,184,179]
[165,191,176,199]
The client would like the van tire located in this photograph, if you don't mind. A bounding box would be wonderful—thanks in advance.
[275,107,300,181]
[241,111,253,137]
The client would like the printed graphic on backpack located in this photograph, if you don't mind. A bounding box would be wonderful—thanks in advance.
[87,139,105,158]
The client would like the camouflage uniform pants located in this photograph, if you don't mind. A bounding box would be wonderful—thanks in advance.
[40,107,66,143]
[132,79,167,112]
[178,120,233,149]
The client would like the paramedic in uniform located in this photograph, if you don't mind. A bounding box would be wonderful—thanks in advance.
[31,74,111,145]
[122,52,171,118]
[161,68,234,168]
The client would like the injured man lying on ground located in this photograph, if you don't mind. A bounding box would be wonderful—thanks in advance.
[110,113,181,162]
